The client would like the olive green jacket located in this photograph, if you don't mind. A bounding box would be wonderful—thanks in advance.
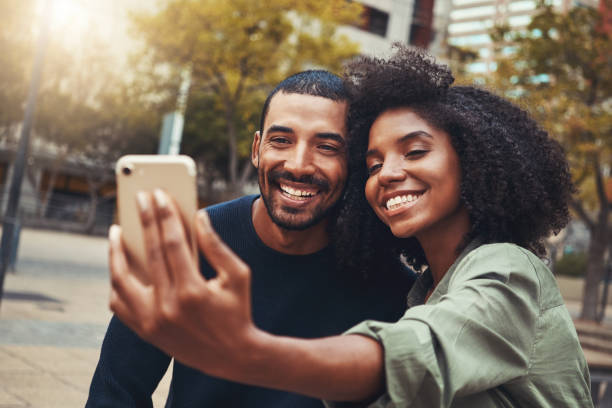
[326,243,592,408]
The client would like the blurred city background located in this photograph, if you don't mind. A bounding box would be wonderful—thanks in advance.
[0,0,610,406]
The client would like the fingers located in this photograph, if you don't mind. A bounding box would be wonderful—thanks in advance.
[153,189,202,289]
[196,211,251,289]
[136,192,172,290]
[108,225,152,329]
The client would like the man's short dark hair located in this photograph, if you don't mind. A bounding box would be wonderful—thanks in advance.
[259,70,350,134]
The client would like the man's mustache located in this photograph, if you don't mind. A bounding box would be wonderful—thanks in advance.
[268,170,330,191]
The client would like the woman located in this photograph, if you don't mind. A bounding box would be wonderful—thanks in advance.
[325,46,593,407]
[109,46,592,407]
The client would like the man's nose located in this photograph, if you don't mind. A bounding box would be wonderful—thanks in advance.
[284,143,315,176]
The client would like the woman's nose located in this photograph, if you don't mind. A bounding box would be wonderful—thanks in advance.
[377,159,406,185]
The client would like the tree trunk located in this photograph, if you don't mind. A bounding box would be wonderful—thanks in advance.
[25,162,42,215]
[38,169,58,218]
[225,107,242,195]
[37,149,69,217]
[580,224,609,321]
[84,178,100,234]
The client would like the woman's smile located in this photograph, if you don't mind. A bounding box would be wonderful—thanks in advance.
[380,189,426,213]
[365,108,469,243]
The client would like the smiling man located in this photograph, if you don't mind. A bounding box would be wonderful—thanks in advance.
[256,104,347,231]
[87,70,411,408]
[251,90,348,254]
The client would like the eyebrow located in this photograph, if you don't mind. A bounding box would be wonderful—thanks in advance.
[316,132,346,146]
[266,125,294,134]
[365,130,433,158]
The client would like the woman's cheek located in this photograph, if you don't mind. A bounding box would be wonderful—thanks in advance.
[364,179,377,211]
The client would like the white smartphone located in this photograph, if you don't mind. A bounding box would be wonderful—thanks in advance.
[115,155,198,281]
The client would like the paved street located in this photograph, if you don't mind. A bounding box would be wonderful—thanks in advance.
[0,227,610,407]
[0,228,171,407]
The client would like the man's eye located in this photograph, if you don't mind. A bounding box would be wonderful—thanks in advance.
[270,137,290,144]
[319,144,339,152]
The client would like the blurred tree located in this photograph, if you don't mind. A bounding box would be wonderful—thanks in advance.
[0,0,35,139]
[555,252,589,278]
[484,4,611,321]
[444,44,478,83]
[0,0,170,232]
[132,0,363,195]
[31,41,165,232]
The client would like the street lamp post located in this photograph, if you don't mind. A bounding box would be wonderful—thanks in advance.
[0,0,52,307]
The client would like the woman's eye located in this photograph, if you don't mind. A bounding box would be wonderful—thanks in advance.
[367,163,382,175]
[405,149,428,158]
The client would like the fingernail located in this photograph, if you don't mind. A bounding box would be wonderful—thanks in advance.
[198,211,210,228]
[109,224,121,244]
[153,189,167,208]
[136,191,148,212]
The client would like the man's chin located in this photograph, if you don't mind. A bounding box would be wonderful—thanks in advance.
[269,211,321,231]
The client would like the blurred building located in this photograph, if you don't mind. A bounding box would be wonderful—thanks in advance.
[339,0,437,55]
[0,138,115,236]
[445,0,599,73]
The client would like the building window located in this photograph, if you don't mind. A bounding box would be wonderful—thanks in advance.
[355,5,389,37]
[410,0,434,47]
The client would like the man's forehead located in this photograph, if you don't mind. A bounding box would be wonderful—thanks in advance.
[269,91,347,106]
[264,92,348,130]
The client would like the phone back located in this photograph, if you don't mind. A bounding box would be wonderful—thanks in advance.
[115,155,198,278]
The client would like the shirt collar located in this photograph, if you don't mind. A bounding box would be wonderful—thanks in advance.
[406,239,483,308]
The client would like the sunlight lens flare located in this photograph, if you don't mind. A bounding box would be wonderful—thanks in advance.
[48,0,90,33]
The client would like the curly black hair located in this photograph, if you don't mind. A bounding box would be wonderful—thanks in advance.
[332,45,575,279]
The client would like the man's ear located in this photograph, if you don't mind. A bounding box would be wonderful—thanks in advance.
[251,131,261,168]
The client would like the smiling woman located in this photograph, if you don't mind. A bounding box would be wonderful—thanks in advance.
[364,108,468,252]
[325,45,591,407]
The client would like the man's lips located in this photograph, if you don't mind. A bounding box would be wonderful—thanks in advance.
[279,183,318,198]
[268,170,329,192]
[268,170,329,203]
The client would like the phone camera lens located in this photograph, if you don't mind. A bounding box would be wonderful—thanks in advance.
[122,166,132,176]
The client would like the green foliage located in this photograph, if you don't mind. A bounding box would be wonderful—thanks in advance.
[456,4,611,224]
[131,0,363,190]
[181,88,264,181]
[443,44,479,84]
[477,3,611,320]
[554,252,588,277]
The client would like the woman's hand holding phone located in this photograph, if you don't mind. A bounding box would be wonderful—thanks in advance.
[109,189,263,379]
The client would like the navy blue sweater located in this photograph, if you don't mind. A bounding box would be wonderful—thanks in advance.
[87,195,412,408]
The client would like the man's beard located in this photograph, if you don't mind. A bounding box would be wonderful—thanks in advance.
[259,169,336,231]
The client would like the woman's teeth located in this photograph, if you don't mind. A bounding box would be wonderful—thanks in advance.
[280,185,316,199]
[386,194,420,210]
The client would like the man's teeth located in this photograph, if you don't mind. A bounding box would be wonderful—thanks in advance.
[280,185,316,198]
[386,194,420,210]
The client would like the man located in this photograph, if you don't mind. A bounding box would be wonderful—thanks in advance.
[87,70,411,408]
